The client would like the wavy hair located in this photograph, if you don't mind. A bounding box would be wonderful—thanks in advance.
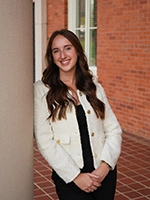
[42,29,105,121]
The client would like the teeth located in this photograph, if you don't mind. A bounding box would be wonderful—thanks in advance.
[61,60,69,65]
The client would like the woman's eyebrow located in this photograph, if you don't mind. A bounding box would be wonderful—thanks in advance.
[64,44,72,47]
[52,44,72,52]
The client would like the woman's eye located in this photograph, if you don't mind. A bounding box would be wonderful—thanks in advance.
[65,46,71,50]
[53,49,59,53]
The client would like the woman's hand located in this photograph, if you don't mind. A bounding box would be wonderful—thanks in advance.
[91,162,110,184]
[73,173,101,193]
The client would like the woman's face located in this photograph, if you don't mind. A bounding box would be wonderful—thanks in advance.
[51,35,78,75]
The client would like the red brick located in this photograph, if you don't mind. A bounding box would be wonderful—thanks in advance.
[45,1,150,139]
[47,0,68,38]
[97,0,150,139]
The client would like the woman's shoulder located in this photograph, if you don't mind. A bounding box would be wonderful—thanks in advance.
[34,79,43,87]
[91,75,107,101]
[34,80,49,95]
[92,75,104,91]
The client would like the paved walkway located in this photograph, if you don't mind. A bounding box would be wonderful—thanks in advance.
[34,132,150,200]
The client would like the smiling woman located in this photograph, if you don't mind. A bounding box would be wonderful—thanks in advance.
[34,29,122,200]
[51,35,78,76]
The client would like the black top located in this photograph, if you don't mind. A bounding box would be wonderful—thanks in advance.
[76,104,94,172]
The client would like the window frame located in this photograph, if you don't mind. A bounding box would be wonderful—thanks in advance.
[68,0,97,75]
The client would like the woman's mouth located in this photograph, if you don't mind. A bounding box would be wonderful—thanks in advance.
[61,60,70,66]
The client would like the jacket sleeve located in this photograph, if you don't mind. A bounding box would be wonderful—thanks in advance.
[96,83,122,169]
[34,81,80,183]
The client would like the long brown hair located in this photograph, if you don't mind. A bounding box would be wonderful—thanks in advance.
[42,29,105,121]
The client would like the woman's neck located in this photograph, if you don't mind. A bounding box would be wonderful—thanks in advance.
[60,74,80,105]
[60,74,76,86]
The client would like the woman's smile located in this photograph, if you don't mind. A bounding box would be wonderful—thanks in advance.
[60,59,70,66]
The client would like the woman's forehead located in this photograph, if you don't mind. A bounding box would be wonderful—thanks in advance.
[52,35,72,49]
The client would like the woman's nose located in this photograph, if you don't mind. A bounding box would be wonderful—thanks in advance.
[60,50,66,58]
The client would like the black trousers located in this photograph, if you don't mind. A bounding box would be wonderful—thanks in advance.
[52,166,117,200]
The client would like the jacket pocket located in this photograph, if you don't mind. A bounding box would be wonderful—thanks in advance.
[54,133,71,145]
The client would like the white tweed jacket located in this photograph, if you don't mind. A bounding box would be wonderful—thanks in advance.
[34,80,122,183]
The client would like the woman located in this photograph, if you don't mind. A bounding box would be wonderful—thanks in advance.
[34,29,122,200]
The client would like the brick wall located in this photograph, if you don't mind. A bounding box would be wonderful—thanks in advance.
[47,0,68,39]
[97,0,150,138]
[46,0,150,139]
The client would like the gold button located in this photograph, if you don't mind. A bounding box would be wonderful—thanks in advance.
[56,139,60,144]
[79,92,82,96]
[94,154,97,158]
[91,132,95,137]
[87,110,91,114]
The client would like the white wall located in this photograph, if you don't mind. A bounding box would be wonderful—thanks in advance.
[0,1,33,199]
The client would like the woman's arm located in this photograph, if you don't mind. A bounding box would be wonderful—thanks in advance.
[96,83,122,169]
[34,81,80,183]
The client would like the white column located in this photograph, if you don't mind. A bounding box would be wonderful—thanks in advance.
[0,0,33,199]
[33,0,47,81]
